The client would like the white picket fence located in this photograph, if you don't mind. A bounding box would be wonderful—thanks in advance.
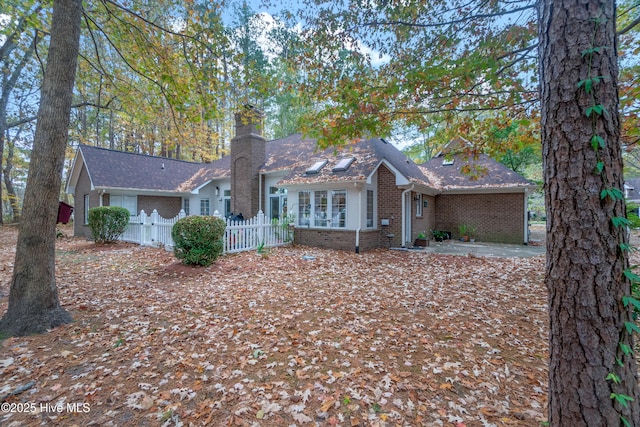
[121,209,186,247]
[222,210,293,254]
[120,209,293,254]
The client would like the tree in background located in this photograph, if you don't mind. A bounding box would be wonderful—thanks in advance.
[0,3,45,223]
[619,0,640,176]
[294,0,540,147]
[0,0,82,336]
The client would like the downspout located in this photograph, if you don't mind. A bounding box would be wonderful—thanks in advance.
[356,184,362,253]
[259,172,263,214]
[401,184,415,247]
[523,189,530,245]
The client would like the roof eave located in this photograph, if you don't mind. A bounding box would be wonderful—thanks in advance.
[371,159,411,186]
[65,147,93,194]
[94,186,191,196]
[439,185,537,194]
[278,178,367,188]
[400,183,439,196]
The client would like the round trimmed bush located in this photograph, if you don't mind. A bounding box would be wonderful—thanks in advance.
[172,216,226,266]
[88,206,130,243]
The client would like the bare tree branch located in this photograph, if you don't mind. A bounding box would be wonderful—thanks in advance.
[347,4,536,31]
[618,15,640,35]
[7,101,118,129]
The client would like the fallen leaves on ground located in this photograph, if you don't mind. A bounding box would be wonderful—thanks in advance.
[0,225,549,426]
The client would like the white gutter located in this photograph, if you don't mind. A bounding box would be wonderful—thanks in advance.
[356,184,362,253]
[524,189,530,244]
[401,184,415,247]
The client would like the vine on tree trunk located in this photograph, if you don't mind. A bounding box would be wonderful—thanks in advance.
[580,12,640,427]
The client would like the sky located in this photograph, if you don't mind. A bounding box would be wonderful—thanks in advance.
[0,14,9,45]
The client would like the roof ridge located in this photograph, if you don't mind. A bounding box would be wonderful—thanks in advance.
[78,143,204,165]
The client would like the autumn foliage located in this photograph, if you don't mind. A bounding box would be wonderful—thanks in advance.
[172,216,226,266]
[0,225,552,426]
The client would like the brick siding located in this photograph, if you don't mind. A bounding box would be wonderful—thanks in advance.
[137,196,182,218]
[411,195,435,242]
[435,192,525,243]
[230,111,266,218]
[294,228,380,252]
[73,164,101,238]
[377,165,403,247]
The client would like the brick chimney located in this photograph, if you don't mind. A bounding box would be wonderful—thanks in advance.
[230,105,266,218]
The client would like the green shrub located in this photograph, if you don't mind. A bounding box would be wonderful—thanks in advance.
[627,203,640,229]
[628,212,640,229]
[172,216,226,266]
[88,206,130,243]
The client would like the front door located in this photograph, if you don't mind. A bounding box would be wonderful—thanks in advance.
[269,187,288,220]
[404,192,412,245]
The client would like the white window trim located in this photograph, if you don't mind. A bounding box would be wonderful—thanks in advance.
[84,195,90,225]
[298,189,348,229]
[183,198,190,216]
[200,198,210,216]
[366,189,375,228]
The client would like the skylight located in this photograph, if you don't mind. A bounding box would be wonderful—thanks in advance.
[305,160,328,175]
[332,157,355,172]
[442,158,454,166]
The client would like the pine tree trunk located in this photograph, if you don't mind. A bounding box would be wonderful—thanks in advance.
[539,0,640,425]
[0,0,82,336]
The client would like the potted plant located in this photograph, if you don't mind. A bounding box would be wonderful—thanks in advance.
[431,229,448,242]
[414,232,428,247]
[468,225,477,242]
[458,223,469,242]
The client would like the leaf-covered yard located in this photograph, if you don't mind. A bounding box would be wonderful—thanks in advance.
[0,226,550,426]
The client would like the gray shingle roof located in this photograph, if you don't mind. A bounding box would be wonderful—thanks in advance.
[78,145,218,192]
[420,153,536,191]
[75,135,534,195]
[274,136,433,187]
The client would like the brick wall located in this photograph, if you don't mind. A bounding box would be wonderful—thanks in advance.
[377,165,403,247]
[294,228,380,252]
[411,194,435,242]
[73,164,100,238]
[137,195,182,218]
[230,110,266,218]
[435,192,525,243]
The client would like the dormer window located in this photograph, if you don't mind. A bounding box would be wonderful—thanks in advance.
[305,160,328,175]
[332,157,355,172]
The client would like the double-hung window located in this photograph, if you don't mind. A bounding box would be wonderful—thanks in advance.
[298,191,311,226]
[200,198,210,216]
[314,191,328,227]
[331,190,346,227]
[223,190,231,217]
[366,190,374,228]
[84,195,90,224]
